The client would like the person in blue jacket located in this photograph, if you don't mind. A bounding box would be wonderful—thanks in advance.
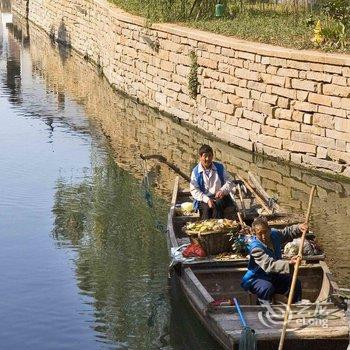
[190,144,235,219]
[241,217,308,303]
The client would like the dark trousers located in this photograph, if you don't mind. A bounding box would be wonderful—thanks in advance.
[249,273,302,303]
[199,195,234,219]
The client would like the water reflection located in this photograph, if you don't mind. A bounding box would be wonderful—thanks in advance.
[51,158,171,348]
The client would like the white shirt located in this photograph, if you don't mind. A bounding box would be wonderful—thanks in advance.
[190,162,235,203]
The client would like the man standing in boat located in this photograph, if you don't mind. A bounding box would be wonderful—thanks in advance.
[241,217,308,303]
[190,144,235,219]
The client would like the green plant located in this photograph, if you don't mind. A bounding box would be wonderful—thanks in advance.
[319,0,350,23]
[321,19,347,49]
[188,51,199,99]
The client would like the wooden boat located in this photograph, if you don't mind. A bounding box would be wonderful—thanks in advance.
[166,177,350,349]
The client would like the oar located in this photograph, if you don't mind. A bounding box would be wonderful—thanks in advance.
[140,154,191,182]
[233,297,257,350]
[277,185,317,350]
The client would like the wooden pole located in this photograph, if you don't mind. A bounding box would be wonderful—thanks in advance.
[140,154,191,182]
[277,185,316,350]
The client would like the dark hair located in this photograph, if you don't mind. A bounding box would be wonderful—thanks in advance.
[252,217,269,230]
[198,144,213,156]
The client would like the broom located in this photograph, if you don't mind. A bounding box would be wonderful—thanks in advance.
[233,297,257,350]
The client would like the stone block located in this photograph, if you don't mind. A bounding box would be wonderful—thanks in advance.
[326,129,350,142]
[242,98,254,109]
[323,65,342,74]
[251,90,262,100]
[226,115,238,126]
[307,93,332,107]
[269,57,287,67]
[336,139,347,152]
[235,87,250,98]
[301,124,325,136]
[296,90,309,102]
[243,109,267,124]
[291,79,317,92]
[236,51,255,61]
[318,105,347,118]
[266,66,278,75]
[317,147,328,159]
[248,62,266,73]
[302,155,344,173]
[306,71,333,83]
[276,128,291,139]
[271,86,296,99]
[260,145,291,160]
[278,120,300,131]
[228,95,243,106]
[228,57,244,68]
[222,47,235,57]
[277,97,290,109]
[203,88,225,102]
[261,93,278,105]
[198,57,218,69]
[283,140,316,154]
[235,68,261,82]
[341,98,350,110]
[211,110,227,122]
[291,111,303,123]
[247,81,267,92]
[217,102,235,115]
[254,100,276,116]
[334,117,350,132]
[238,118,253,130]
[275,108,292,120]
[332,76,347,86]
[286,60,310,70]
[277,68,299,78]
[176,64,190,77]
[261,73,285,87]
[266,117,279,127]
[323,84,350,98]
[261,125,276,136]
[313,113,334,129]
[292,101,317,112]
[155,91,167,105]
[258,134,282,149]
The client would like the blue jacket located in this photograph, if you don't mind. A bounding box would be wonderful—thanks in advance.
[241,229,283,290]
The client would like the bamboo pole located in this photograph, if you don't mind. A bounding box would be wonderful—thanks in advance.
[278,185,317,350]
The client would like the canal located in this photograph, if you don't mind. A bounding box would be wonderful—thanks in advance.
[0,2,349,349]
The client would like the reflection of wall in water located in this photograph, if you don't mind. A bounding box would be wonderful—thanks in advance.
[11,14,350,285]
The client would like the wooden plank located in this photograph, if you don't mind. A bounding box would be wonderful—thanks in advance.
[183,267,214,305]
[248,171,280,212]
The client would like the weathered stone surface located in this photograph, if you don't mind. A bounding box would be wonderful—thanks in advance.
[323,84,350,98]
[291,79,317,92]
[14,0,350,178]
[283,140,316,154]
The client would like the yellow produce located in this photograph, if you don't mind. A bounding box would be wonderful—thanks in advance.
[185,219,237,234]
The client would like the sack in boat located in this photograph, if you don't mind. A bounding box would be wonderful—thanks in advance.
[182,242,206,258]
[284,238,322,257]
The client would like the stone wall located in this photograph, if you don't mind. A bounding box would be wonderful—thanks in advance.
[9,15,350,283]
[13,0,350,178]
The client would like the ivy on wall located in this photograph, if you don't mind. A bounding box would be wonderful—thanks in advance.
[188,50,199,99]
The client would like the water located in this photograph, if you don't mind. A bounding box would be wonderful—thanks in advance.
[0,2,349,349]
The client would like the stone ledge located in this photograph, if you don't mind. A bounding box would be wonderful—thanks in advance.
[102,0,350,66]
